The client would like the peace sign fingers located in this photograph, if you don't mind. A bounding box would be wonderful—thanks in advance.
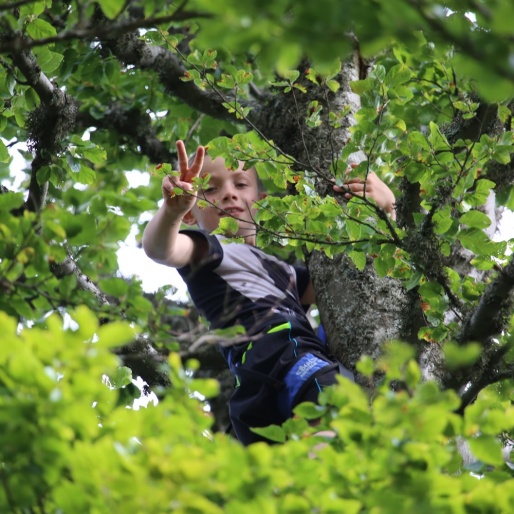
[176,140,205,183]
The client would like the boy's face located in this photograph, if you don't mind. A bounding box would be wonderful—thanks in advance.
[185,156,265,242]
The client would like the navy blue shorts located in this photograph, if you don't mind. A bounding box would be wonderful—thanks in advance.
[226,321,339,445]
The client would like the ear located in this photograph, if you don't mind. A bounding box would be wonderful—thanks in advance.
[182,210,197,226]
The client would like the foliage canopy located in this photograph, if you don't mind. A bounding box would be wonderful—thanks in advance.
[1,0,514,512]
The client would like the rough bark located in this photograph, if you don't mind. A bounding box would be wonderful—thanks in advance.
[309,253,415,372]
[5,6,513,427]
[254,57,417,383]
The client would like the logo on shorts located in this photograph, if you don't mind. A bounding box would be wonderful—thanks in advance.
[296,356,318,379]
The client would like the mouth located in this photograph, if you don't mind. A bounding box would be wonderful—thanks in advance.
[219,207,244,217]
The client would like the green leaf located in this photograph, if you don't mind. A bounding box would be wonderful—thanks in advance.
[215,217,240,236]
[0,192,24,210]
[428,121,450,151]
[492,145,512,165]
[351,77,375,95]
[189,378,220,399]
[459,229,500,256]
[443,342,481,370]
[374,255,394,278]
[34,46,63,74]
[44,219,66,239]
[0,139,9,162]
[20,0,46,17]
[404,270,422,291]
[498,105,511,123]
[467,435,504,467]
[24,87,39,110]
[385,63,412,87]
[388,85,413,103]
[26,18,57,39]
[109,366,133,389]
[218,73,236,89]
[280,494,311,513]
[356,355,375,377]
[99,278,130,297]
[251,424,286,443]
[460,211,491,229]
[348,250,366,271]
[97,321,137,348]
[433,206,454,234]
[293,401,326,419]
[465,179,495,207]
[83,146,107,164]
[326,79,340,92]
[72,306,99,339]
[74,164,96,185]
[97,0,125,19]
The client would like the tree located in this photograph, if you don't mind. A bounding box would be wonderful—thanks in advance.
[1,1,514,511]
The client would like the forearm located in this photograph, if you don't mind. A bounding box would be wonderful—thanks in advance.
[142,205,192,267]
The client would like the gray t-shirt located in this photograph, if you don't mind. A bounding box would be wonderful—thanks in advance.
[177,230,312,338]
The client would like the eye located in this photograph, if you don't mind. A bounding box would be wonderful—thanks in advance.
[236,182,248,188]
[202,186,216,194]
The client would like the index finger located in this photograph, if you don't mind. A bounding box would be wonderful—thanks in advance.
[176,140,190,181]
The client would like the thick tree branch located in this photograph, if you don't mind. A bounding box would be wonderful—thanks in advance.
[9,50,53,212]
[99,29,248,122]
[51,256,110,305]
[395,178,421,229]
[458,256,514,345]
[456,341,514,414]
[76,107,176,165]
[9,48,55,102]
[0,10,212,54]
[9,48,77,212]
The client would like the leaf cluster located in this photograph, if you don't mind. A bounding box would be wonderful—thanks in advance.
[1,313,514,512]
[1,3,514,507]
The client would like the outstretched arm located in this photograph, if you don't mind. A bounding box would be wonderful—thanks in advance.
[142,141,206,268]
[301,166,396,306]
[334,164,396,220]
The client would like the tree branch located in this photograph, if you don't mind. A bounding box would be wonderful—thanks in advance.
[76,106,176,165]
[0,10,212,54]
[408,0,514,85]
[456,341,514,414]
[51,255,173,386]
[458,255,514,345]
[0,0,36,11]
[9,48,55,102]
[9,48,77,212]
[99,28,247,122]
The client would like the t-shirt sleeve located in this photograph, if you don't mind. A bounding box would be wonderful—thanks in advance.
[294,265,310,300]
[177,229,223,274]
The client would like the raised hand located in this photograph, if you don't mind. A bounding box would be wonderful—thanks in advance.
[162,140,205,217]
[333,164,396,219]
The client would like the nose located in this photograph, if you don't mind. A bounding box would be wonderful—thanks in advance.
[221,183,238,202]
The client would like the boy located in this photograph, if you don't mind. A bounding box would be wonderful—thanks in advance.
[143,140,395,445]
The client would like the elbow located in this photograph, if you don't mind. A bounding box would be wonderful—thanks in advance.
[141,234,159,261]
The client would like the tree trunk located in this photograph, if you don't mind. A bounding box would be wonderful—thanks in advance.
[255,57,419,384]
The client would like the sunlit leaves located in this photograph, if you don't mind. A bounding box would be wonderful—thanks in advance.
[1,309,514,512]
[2,2,514,510]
